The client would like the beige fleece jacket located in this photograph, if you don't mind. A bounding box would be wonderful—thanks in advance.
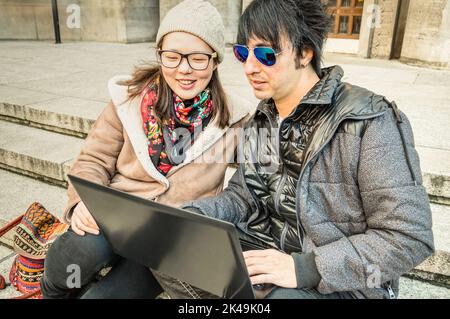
[64,75,254,223]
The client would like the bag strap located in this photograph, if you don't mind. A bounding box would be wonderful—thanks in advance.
[0,214,24,238]
[12,290,41,299]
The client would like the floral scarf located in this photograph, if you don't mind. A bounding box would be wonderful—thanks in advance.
[141,84,213,175]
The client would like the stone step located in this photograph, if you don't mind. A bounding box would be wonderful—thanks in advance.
[0,86,107,138]
[398,277,450,299]
[417,146,450,206]
[410,203,450,288]
[0,169,67,221]
[0,120,83,186]
[406,250,450,288]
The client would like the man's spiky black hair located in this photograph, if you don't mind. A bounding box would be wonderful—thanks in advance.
[237,0,332,75]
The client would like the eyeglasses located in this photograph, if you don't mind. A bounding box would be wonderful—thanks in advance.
[233,44,283,67]
[157,50,217,71]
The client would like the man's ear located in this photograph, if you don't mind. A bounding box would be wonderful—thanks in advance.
[301,48,314,67]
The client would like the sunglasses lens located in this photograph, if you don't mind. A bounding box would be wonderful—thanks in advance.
[233,45,249,63]
[254,47,277,66]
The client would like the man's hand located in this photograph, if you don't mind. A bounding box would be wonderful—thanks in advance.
[71,201,100,236]
[244,249,297,288]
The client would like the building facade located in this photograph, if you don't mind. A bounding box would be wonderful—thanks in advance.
[0,0,448,68]
[325,0,449,68]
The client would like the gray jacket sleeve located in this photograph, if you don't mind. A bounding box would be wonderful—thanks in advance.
[314,108,435,294]
[182,167,257,225]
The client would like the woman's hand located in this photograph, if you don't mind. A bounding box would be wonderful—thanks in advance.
[243,249,297,288]
[71,201,100,236]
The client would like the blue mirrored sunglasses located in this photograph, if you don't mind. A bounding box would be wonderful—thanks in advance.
[233,44,282,67]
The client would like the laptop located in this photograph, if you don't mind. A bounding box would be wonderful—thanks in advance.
[68,175,273,299]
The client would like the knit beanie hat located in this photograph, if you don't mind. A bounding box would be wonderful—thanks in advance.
[156,0,226,63]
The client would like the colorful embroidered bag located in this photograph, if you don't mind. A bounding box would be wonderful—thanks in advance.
[0,202,69,299]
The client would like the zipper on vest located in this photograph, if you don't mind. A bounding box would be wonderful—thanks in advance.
[275,171,289,251]
[236,161,282,250]
[280,221,289,251]
[260,109,302,251]
[274,165,287,218]
[237,164,276,247]
[275,116,290,251]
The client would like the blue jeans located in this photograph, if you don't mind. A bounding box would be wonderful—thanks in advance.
[41,227,163,299]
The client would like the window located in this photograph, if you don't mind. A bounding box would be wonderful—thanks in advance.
[327,0,364,39]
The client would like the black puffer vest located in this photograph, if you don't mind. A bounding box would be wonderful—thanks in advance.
[241,66,368,253]
[243,100,328,253]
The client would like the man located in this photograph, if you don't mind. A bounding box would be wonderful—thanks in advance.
[181,0,434,299]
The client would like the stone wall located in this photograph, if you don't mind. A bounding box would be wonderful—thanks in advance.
[0,0,159,43]
[358,0,400,58]
[0,0,53,40]
[401,0,450,68]
[1,0,448,68]
[159,0,242,44]
[242,0,252,12]
[371,0,399,58]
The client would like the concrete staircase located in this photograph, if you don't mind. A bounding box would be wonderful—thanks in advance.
[0,93,449,298]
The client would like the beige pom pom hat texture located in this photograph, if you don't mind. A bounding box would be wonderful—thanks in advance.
[156,0,226,63]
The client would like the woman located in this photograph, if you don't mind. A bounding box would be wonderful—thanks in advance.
[41,0,253,299]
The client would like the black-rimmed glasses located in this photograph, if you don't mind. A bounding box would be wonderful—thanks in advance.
[157,50,217,71]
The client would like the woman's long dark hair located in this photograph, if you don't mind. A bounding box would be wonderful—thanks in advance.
[120,53,230,129]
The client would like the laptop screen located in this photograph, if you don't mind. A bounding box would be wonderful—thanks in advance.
[68,175,256,298]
